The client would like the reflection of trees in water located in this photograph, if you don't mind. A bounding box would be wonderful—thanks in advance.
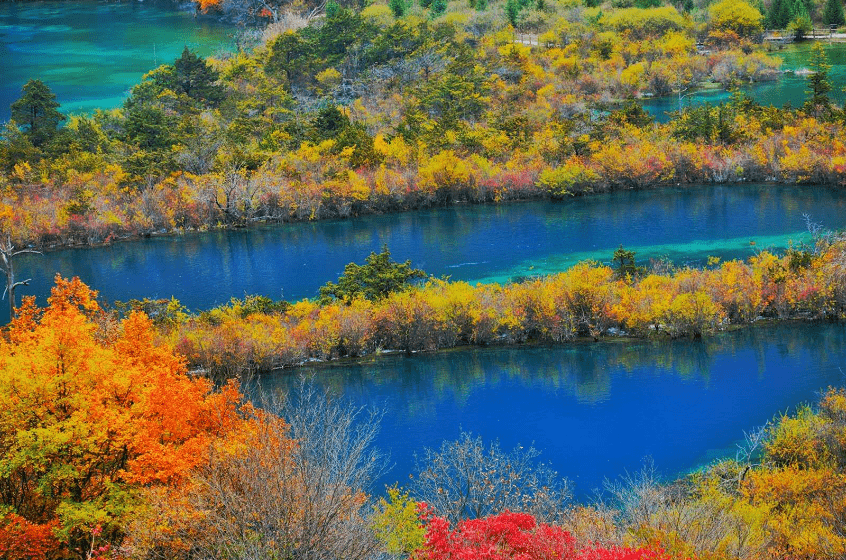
[261,323,846,418]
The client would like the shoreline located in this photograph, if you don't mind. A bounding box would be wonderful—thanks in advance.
[234,316,840,377]
[20,179,843,254]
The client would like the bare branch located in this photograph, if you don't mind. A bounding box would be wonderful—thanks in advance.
[412,431,571,524]
[133,376,386,560]
[0,233,42,318]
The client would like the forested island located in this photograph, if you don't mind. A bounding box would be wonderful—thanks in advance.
[3,0,846,558]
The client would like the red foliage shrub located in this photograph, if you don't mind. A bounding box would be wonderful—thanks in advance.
[0,514,60,560]
[416,508,670,560]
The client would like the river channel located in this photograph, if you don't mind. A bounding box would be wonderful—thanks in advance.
[14,183,846,317]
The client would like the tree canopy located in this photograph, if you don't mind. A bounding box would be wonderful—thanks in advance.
[10,79,65,147]
[0,276,249,557]
[823,0,845,26]
[318,245,426,304]
[805,42,832,117]
[708,0,764,39]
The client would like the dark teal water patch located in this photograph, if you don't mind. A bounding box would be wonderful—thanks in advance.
[0,0,234,121]
[12,183,846,321]
[263,322,846,499]
[642,43,846,121]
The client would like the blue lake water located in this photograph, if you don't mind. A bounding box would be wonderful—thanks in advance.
[263,322,846,499]
[12,183,846,498]
[0,0,233,122]
[14,183,846,319]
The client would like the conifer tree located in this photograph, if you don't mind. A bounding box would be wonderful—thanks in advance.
[823,0,845,26]
[390,0,405,16]
[10,80,65,147]
[506,0,519,26]
[767,0,792,28]
[170,47,225,106]
[789,0,812,38]
[805,41,832,116]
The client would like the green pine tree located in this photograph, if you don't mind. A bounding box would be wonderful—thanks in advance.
[10,79,65,148]
[823,0,845,26]
[789,0,812,38]
[390,0,405,17]
[805,42,833,116]
[318,245,427,304]
[767,0,792,28]
[170,48,225,107]
[612,246,642,280]
[506,0,519,26]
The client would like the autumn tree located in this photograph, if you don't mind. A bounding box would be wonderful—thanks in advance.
[708,0,764,44]
[372,486,426,556]
[0,276,248,558]
[130,378,385,560]
[417,509,670,560]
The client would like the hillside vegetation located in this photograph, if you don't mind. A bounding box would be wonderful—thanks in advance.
[2,276,846,558]
[5,0,842,249]
[4,1,846,557]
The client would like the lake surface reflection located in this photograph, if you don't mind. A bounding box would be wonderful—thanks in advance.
[264,322,846,498]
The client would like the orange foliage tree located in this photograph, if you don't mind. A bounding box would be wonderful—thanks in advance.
[0,276,249,558]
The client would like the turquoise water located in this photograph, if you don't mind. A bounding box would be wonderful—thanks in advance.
[12,183,846,320]
[642,42,846,120]
[1,2,841,123]
[264,322,846,498]
[0,0,234,121]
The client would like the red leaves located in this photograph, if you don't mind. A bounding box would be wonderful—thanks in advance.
[0,515,60,560]
[417,508,668,560]
[577,546,670,560]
